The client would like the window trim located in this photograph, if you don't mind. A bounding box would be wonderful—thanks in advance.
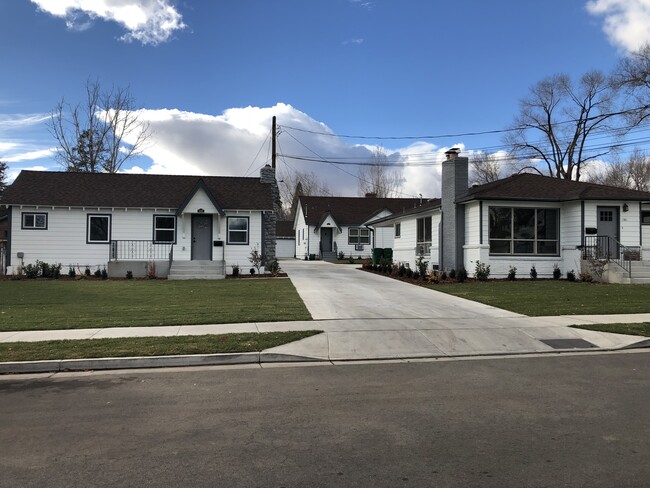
[416,217,432,255]
[21,212,48,230]
[394,222,401,238]
[86,214,111,244]
[348,226,370,245]
[153,215,177,243]
[488,206,560,256]
[227,216,249,245]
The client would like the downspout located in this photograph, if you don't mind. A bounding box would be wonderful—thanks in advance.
[6,207,12,269]
[366,224,375,250]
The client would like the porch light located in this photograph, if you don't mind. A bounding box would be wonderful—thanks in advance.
[623,203,629,212]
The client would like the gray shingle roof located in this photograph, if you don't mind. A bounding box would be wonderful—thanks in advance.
[458,173,650,203]
[1,171,274,210]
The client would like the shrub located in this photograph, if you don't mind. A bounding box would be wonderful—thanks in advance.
[507,266,517,281]
[84,266,91,277]
[248,247,264,274]
[231,264,240,277]
[348,256,355,264]
[390,264,400,276]
[101,267,108,280]
[412,271,420,280]
[338,251,345,260]
[23,263,40,279]
[579,271,593,282]
[250,267,256,275]
[126,270,133,280]
[474,261,490,281]
[94,268,102,278]
[267,259,281,276]
[449,268,456,280]
[566,269,576,282]
[440,271,447,281]
[529,265,537,280]
[146,261,157,279]
[398,263,406,277]
[429,271,439,284]
[405,267,413,279]
[552,264,562,280]
[416,253,428,277]
[68,266,76,278]
[457,267,468,283]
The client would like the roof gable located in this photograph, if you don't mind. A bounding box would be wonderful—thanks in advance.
[176,179,225,216]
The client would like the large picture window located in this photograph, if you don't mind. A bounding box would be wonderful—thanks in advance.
[227,217,249,244]
[22,212,47,230]
[87,214,111,244]
[348,227,370,245]
[489,207,559,255]
[416,217,432,254]
[153,215,176,243]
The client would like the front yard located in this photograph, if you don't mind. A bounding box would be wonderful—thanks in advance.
[431,281,650,316]
[0,279,312,331]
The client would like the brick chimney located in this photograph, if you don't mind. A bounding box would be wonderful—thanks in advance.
[441,148,468,272]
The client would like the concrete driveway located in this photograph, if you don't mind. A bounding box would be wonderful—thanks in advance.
[280,259,522,321]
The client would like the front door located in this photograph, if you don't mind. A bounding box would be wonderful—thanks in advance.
[321,227,333,253]
[191,214,212,260]
[597,206,619,258]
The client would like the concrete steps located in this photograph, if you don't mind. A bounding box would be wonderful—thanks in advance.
[168,260,226,280]
[321,251,337,262]
[606,260,650,284]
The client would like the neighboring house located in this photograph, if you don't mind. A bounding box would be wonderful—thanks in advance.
[1,166,280,278]
[293,195,424,260]
[276,220,296,258]
[369,149,650,283]
[0,209,7,275]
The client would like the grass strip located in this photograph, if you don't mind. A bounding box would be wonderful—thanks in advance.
[431,281,650,316]
[0,279,312,331]
[571,323,650,337]
[0,331,322,362]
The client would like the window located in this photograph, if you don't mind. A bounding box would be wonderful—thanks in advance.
[348,227,370,245]
[154,215,176,243]
[227,217,249,244]
[489,207,559,255]
[416,217,432,254]
[642,210,650,225]
[395,222,401,238]
[600,210,613,222]
[87,214,111,243]
[22,212,47,230]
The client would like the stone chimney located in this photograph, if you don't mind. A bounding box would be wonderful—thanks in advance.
[260,165,280,263]
[441,148,468,272]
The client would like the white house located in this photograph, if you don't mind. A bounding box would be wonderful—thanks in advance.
[293,195,424,260]
[369,150,650,283]
[1,166,281,278]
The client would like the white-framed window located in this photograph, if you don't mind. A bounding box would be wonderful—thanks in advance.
[153,215,176,243]
[22,212,47,230]
[395,222,401,238]
[227,217,249,245]
[416,217,431,254]
[642,210,650,225]
[489,207,559,255]
[348,227,370,245]
[87,214,111,244]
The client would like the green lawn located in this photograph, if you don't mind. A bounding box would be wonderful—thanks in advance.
[0,279,312,331]
[0,331,321,362]
[431,281,650,316]
[572,323,650,337]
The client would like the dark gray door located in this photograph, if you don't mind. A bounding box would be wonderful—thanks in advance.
[321,228,333,252]
[597,206,619,258]
[191,214,212,260]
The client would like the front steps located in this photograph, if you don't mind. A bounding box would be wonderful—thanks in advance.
[168,260,226,280]
[321,251,337,262]
[605,260,650,284]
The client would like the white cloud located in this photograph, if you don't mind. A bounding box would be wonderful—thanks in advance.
[3,148,57,163]
[0,113,50,130]
[30,0,186,45]
[586,0,650,52]
[342,38,365,45]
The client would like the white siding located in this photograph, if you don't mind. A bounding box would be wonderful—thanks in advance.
[294,206,309,259]
[463,202,485,273]
[643,203,650,260]
[221,211,263,271]
[393,218,417,269]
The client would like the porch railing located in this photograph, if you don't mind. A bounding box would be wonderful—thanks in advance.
[109,240,174,261]
[581,235,641,278]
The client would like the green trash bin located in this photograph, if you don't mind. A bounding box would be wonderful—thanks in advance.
[372,248,384,265]
[383,248,393,262]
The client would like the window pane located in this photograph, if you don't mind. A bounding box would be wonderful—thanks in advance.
[513,208,535,239]
[155,230,174,242]
[349,228,359,237]
[395,223,401,237]
[489,240,511,254]
[360,228,369,237]
[360,235,370,244]
[90,217,109,242]
[35,215,46,228]
[537,240,558,254]
[489,208,511,239]
[229,231,247,243]
[513,240,534,254]
[24,214,34,227]
[229,218,248,231]
[156,216,175,229]
[537,209,558,240]
[425,218,432,242]
[643,211,650,224]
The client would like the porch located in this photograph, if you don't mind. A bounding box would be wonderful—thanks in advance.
[581,236,650,284]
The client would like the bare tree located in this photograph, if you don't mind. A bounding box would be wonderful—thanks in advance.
[49,80,151,173]
[614,43,650,119]
[278,169,330,220]
[506,71,621,181]
[0,161,7,195]
[590,149,650,191]
[357,148,403,197]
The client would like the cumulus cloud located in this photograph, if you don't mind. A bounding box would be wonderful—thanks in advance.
[30,0,186,45]
[586,0,650,52]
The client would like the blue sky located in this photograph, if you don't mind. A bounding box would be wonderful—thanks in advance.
[1,0,648,197]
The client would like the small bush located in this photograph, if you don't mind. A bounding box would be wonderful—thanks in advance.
[529,265,537,280]
[23,263,40,279]
[267,259,281,276]
[84,267,91,277]
[405,267,413,279]
[566,269,576,282]
[101,267,108,280]
[416,253,428,277]
[413,271,420,280]
[146,261,157,279]
[94,269,102,278]
[398,263,406,277]
[440,271,447,281]
[449,268,456,280]
[348,256,355,264]
[250,267,256,275]
[507,266,517,281]
[68,266,76,278]
[552,264,562,280]
[457,267,468,283]
[231,264,240,277]
[248,247,264,274]
[338,251,345,260]
[126,270,133,280]
[474,261,490,281]
[429,271,439,284]
[579,271,593,282]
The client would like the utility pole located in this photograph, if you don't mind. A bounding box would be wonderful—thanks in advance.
[271,115,277,169]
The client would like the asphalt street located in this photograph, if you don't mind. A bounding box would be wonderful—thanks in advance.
[2,351,650,488]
